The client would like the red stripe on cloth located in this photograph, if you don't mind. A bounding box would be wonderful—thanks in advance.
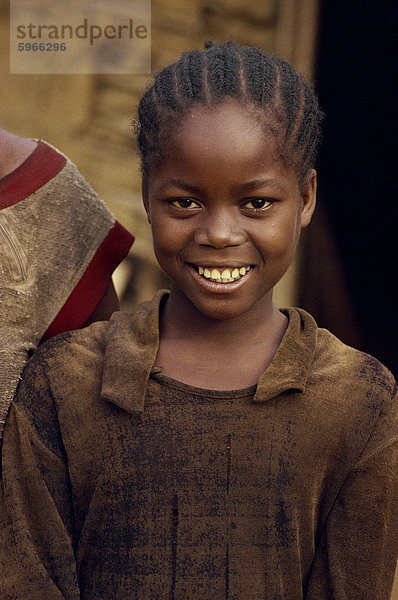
[0,141,67,209]
[42,220,134,341]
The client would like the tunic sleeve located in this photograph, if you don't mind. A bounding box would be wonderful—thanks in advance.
[0,356,80,600]
[306,388,398,600]
[41,218,133,341]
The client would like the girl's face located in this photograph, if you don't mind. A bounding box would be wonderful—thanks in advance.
[144,100,316,321]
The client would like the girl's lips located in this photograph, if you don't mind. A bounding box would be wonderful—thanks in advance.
[187,263,254,291]
[196,265,251,282]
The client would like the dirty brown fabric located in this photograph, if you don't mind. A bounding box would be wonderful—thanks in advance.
[1,291,397,599]
[0,141,117,440]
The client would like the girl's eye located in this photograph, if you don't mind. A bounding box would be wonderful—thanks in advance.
[243,198,273,210]
[170,198,201,209]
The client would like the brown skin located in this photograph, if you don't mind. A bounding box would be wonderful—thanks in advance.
[83,280,119,327]
[0,128,38,177]
[0,127,119,329]
[144,100,316,390]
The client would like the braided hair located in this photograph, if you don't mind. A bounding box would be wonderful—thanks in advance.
[136,41,323,191]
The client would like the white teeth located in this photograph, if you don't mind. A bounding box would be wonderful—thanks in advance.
[196,265,251,283]
[221,269,231,281]
[211,268,221,280]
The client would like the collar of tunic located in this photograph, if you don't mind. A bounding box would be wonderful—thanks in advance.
[100,290,318,415]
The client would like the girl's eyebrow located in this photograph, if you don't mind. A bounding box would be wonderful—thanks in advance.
[237,179,285,192]
[159,178,285,194]
[159,178,202,194]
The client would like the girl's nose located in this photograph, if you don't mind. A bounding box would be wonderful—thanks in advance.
[193,210,246,248]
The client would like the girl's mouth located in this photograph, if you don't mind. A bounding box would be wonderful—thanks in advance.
[191,264,252,283]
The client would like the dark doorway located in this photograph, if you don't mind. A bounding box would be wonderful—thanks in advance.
[308,0,397,376]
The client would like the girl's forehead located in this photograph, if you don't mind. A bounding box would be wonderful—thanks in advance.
[177,99,274,134]
[148,102,300,195]
[162,101,283,170]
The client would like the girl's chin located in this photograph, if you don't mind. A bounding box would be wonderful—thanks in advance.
[173,289,274,323]
[166,266,276,322]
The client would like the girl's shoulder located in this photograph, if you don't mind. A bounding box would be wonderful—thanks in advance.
[289,307,397,414]
[19,293,165,400]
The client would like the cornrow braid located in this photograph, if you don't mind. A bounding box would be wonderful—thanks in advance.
[239,46,277,107]
[206,42,242,99]
[135,41,323,190]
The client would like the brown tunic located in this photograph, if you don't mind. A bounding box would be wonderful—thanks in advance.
[1,291,397,599]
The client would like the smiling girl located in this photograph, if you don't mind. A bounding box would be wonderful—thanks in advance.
[1,42,397,600]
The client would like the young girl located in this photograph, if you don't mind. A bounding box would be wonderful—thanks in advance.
[1,42,397,600]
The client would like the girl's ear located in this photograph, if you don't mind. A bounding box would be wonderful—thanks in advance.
[143,198,151,224]
[300,169,317,229]
[142,185,151,224]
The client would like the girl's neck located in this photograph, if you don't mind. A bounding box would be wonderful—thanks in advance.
[155,289,288,390]
[160,287,287,348]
